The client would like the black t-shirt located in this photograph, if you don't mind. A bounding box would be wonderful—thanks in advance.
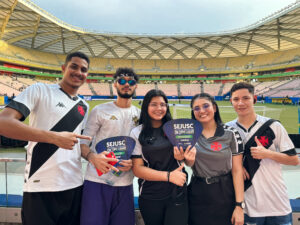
[131,126,182,200]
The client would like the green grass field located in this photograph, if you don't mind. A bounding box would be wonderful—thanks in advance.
[1,100,299,152]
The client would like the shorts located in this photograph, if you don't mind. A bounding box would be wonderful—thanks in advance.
[80,180,135,225]
[21,185,82,225]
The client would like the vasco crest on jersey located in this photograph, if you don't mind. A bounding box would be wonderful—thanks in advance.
[257,127,275,149]
[76,102,87,118]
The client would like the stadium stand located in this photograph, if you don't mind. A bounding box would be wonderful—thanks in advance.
[253,51,284,67]
[157,83,178,96]
[77,83,93,96]
[90,83,111,96]
[203,58,227,70]
[135,83,155,96]
[264,79,300,97]
[203,83,222,96]
[133,60,155,71]
[179,59,203,70]
[180,84,201,96]
[156,60,178,70]
[110,59,132,70]
[227,56,255,69]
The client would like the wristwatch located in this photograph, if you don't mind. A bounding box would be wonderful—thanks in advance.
[235,201,245,209]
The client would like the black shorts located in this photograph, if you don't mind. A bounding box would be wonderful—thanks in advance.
[21,185,82,225]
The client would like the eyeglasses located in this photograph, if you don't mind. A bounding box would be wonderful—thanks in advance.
[149,103,168,108]
[117,78,137,86]
[193,103,211,112]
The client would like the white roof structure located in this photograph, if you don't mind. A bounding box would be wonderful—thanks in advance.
[1,0,300,60]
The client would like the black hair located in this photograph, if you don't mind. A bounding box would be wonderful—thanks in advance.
[113,67,139,82]
[230,82,254,96]
[190,93,223,126]
[138,89,172,145]
[65,52,90,66]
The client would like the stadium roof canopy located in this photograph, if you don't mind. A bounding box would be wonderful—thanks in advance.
[1,0,300,60]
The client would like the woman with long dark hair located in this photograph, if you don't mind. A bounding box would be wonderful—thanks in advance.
[184,93,244,225]
[130,89,188,225]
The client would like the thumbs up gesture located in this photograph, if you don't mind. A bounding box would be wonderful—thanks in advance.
[169,163,186,186]
[250,136,269,159]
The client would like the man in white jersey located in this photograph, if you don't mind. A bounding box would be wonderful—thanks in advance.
[0,52,91,225]
[227,82,299,225]
[80,68,140,225]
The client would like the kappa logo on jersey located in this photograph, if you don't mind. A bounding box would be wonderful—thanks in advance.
[78,105,85,116]
[56,102,66,108]
[133,116,139,126]
[110,115,118,120]
[211,142,222,151]
[258,136,269,147]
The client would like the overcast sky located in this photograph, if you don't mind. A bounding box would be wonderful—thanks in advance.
[31,0,297,34]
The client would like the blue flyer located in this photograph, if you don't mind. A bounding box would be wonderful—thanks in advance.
[163,119,203,150]
[95,136,136,176]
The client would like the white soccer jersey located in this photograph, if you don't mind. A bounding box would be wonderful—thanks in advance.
[82,101,140,186]
[7,83,89,192]
[227,115,295,217]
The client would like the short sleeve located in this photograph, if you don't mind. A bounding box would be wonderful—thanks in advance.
[6,83,42,121]
[272,121,296,154]
[130,125,143,158]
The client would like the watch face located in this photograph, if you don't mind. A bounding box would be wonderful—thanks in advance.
[241,202,245,208]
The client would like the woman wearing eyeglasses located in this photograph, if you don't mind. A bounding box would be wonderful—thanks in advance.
[130,89,188,225]
[183,93,244,225]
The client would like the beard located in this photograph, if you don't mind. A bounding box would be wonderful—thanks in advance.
[117,89,135,99]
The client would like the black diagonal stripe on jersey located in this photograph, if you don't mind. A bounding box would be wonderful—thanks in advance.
[29,100,87,178]
[244,119,276,191]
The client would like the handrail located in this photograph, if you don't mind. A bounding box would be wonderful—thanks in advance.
[0,158,25,162]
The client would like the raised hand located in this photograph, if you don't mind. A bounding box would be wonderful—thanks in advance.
[169,163,186,186]
[250,136,269,159]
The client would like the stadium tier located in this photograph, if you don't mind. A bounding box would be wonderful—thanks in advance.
[1,42,300,75]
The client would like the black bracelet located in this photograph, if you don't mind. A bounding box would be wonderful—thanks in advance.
[167,171,170,182]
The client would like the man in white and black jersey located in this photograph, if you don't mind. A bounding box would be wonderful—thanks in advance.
[227,82,299,225]
[80,68,140,225]
[0,52,91,225]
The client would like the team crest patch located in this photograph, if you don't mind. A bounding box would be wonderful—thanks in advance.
[110,115,118,120]
[132,116,139,126]
[258,136,269,147]
[78,105,85,116]
[211,141,222,151]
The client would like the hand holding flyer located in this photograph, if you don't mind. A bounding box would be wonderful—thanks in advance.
[163,119,203,150]
[95,136,136,176]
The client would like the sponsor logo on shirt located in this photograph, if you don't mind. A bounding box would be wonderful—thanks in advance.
[133,116,139,126]
[211,141,222,151]
[56,102,66,108]
[110,115,118,120]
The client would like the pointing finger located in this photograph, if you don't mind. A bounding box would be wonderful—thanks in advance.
[76,134,92,140]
